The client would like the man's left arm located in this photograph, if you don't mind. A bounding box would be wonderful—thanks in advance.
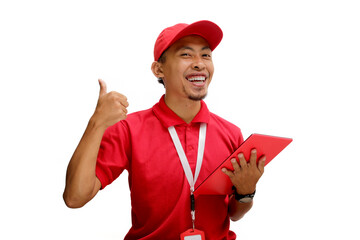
[222,149,266,221]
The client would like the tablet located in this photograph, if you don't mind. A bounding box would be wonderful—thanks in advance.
[194,134,292,196]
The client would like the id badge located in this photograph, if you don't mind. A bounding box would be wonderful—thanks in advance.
[180,228,205,240]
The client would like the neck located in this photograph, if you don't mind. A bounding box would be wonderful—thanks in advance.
[164,94,201,124]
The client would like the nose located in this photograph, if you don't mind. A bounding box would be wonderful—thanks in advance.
[191,56,205,70]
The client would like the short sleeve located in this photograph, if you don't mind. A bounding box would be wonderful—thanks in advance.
[96,120,131,189]
[238,127,244,147]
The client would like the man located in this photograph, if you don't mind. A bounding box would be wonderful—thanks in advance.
[63,20,266,239]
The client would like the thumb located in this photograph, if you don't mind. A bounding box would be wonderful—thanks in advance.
[98,78,107,97]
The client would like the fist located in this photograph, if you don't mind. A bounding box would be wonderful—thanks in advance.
[92,79,129,128]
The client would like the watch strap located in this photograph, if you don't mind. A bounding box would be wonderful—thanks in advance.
[232,187,256,202]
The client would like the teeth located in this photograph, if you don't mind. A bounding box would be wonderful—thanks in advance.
[187,76,206,82]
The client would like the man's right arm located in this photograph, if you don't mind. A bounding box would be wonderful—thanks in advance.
[63,79,129,208]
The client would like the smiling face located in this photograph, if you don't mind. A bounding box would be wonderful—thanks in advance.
[157,35,214,102]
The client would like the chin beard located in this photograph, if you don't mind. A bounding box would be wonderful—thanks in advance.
[188,93,207,101]
[183,86,208,101]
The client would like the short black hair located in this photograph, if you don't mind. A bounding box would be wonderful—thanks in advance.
[157,52,166,85]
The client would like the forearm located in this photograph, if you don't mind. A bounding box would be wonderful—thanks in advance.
[228,194,253,221]
[63,117,105,208]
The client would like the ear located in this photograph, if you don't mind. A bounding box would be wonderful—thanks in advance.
[151,61,165,79]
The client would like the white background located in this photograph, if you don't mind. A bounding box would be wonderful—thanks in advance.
[1,0,359,239]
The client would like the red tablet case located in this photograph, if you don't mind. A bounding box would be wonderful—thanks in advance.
[194,134,292,196]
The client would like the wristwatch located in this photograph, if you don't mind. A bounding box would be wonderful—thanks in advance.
[233,187,256,203]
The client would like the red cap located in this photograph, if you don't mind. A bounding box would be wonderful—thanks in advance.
[153,20,223,61]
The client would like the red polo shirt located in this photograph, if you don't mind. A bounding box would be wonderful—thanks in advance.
[96,95,243,240]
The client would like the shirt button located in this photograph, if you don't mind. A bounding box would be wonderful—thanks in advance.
[189,146,194,151]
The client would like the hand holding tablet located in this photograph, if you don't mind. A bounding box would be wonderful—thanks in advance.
[194,134,292,196]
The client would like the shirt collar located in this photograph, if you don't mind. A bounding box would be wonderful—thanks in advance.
[152,95,210,128]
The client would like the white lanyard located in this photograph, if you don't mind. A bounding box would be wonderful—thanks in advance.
[168,123,207,230]
[168,123,207,192]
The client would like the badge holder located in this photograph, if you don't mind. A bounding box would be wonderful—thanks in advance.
[180,228,205,240]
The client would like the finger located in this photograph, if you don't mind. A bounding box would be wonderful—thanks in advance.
[238,153,247,168]
[258,155,266,174]
[120,98,129,108]
[249,149,257,167]
[123,101,129,108]
[98,79,107,97]
[230,158,241,172]
[113,93,129,108]
[120,108,128,119]
[222,167,234,178]
[108,92,129,109]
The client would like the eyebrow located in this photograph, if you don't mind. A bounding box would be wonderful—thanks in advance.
[177,46,211,52]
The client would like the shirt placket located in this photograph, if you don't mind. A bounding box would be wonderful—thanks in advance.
[185,123,199,176]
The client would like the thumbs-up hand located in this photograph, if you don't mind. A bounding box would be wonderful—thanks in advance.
[92,79,129,129]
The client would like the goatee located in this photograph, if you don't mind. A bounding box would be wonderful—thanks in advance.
[188,93,207,101]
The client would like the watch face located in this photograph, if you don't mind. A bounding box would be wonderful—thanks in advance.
[239,197,253,203]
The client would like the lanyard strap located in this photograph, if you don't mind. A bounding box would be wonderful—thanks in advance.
[168,123,207,192]
[168,123,207,230]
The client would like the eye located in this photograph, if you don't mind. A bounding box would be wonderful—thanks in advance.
[202,53,211,58]
[181,53,190,57]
